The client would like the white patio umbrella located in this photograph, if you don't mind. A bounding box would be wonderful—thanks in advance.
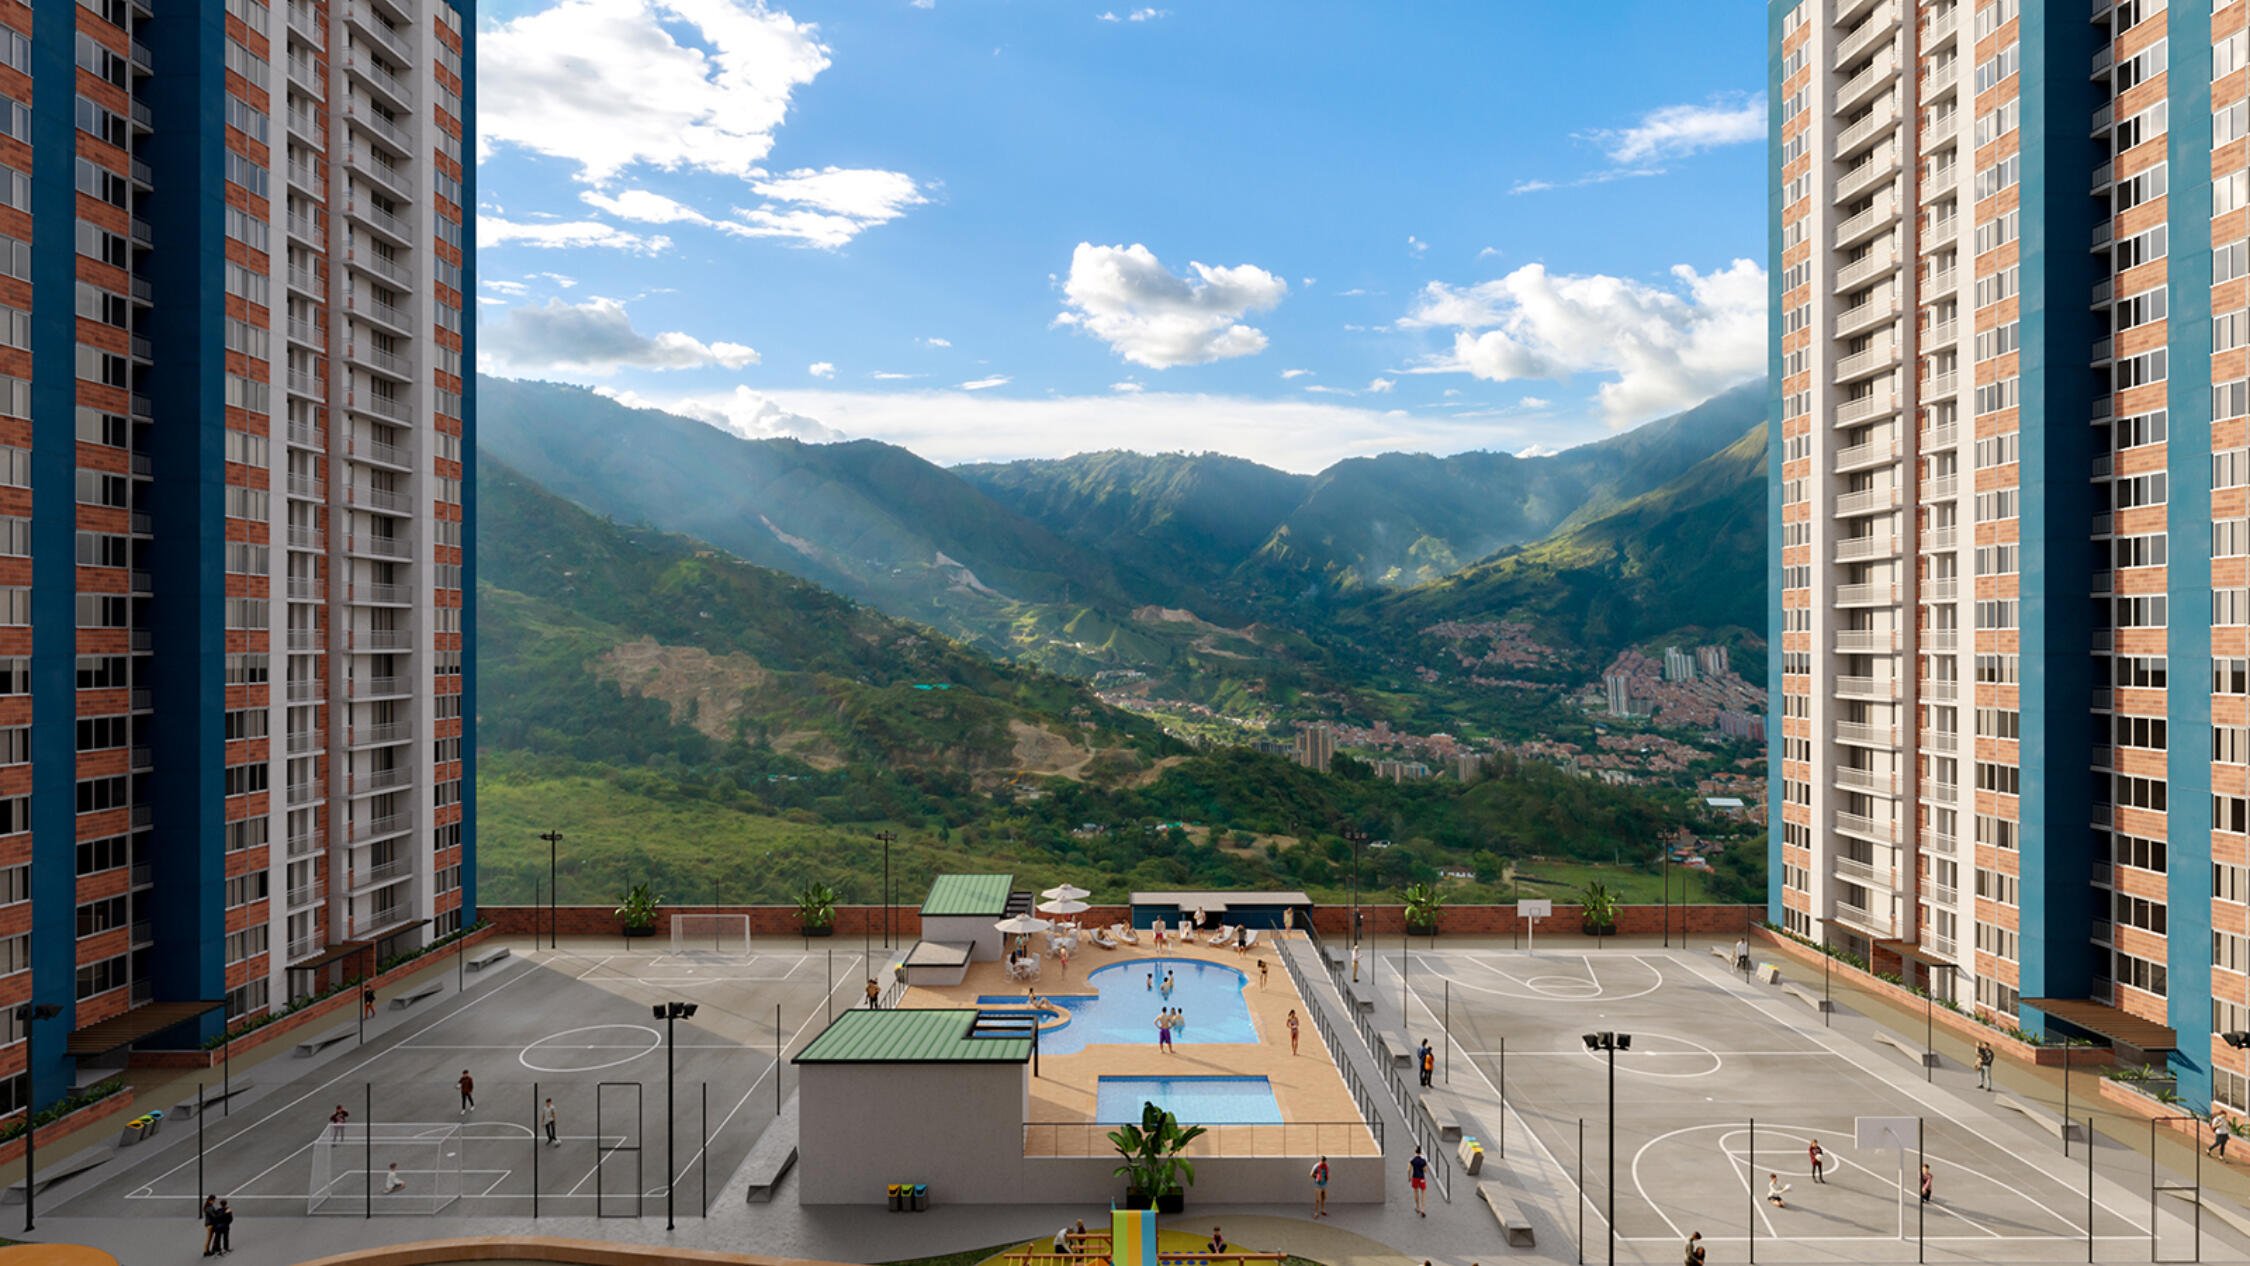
[1036,897,1091,916]
[1041,883,1092,902]
[994,914,1051,935]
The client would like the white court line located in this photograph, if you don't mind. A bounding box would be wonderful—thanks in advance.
[402,1043,744,1051]
[576,955,616,980]
[1485,1050,1833,1057]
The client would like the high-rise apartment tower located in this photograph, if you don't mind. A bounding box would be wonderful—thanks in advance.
[1770,0,2248,1112]
[0,0,475,1110]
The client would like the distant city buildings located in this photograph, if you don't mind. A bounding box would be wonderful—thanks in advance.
[1716,710,1766,744]
[1663,646,1698,682]
[1292,723,1335,773]
[1697,645,1730,678]
[1452,752,1485,783]
[1371,759,1431,783]
[1603,671,1640,718]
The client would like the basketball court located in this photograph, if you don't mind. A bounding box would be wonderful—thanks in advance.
[1375,943,2250,1264]
[54,926,876,1221]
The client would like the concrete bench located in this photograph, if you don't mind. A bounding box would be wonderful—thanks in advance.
[173,1084,251,1118]
[1476,1180,1537,1248]
[1782,983,1831,1013]
[1996,1094,2084,1142]
[1378,1028,1414,1069]
[1709,945,1735,963]
[1874,1030,1937,1068]
[390,980,444,1010]
[1420,1090,1465,1142]
[744,1093,800,1203]
[296,1027,355,1057]
[1323,945,1346,970]
[466,945,511,971]
[1345,977,1376,1015]
[1,1150,108,1203]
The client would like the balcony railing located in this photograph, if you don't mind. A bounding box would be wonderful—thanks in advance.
[347,195,413,243]
[1833,766,1897,796]
[288,370,326,401]
[1836,721,1896,746]
[348,4,413,63]
[353,812,413,842]
[1835,811,1897,844]
[351,721,412,746]
[288,475,328,501]
[1834,854,1890,887]
[354,673,408,695]
[1918,728,1956,753]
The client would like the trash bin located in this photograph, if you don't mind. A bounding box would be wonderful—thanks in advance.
[911,1183,928,1211]
[887,1183,904,1211]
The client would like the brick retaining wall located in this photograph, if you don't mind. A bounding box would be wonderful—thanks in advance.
[0,1085,134,1168]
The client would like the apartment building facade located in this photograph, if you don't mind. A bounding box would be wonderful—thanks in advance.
[0,0,475,1110]
[1769,0,2245,1114]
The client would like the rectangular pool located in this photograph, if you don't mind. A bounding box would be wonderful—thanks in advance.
[1095,1075,1282,1125]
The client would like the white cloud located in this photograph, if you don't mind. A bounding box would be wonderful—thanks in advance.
[1406,235,1428,257]
[1367,377,1396,394]
[1280,368,1312,379]
[910,0,934,7]
[1304,385,1354,396]
[481,0,829,183]
[1110,381,1144,394]
[808,361,836,379]
[1514,442,1560,459]
[478,215,672,254]
[1476,246,1501,260]
[1398,258,1765,426]
[1509,167,1663,196]
[922,337,953,349]
[481,297,759,374]
[1518,395,1551,409]
[870,371,921,380]
[616,384,1563,472]
[1098,6,1166,19]
[1592,95,1764,164]
[582,169,926,250]
[1054,242,1288,369]
[483,279,530,297]
[599,384,843,443]
[529,271,579,288]
[959,375,1012,391]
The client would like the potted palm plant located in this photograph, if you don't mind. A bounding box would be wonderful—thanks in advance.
[795,881,837,937]
[1403,881,1444,937]
[1108,1101,1206,1213]
[1578,880,1619,937]
[616,882,662,938]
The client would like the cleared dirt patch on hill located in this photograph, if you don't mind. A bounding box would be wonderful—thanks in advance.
[593,639,768,742]
[1008,718,1096,778]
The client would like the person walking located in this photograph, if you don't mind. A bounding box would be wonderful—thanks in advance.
[542,1096,559,1147]
[1683,1231,1706,1266]
[1408,1145,1430,1216]
[1765,1173,1790,1209]
[329,1103,350,1142]
[2211,1115,2234,1160]
[1058,943,1070,980]
[457,1068,475,1115]
[1351,942,1361,983]
[1918,1162,1933,1205]
[1310,1155,1329,1217]
[864,978,880,1009]
[1258,960,1269,989]
[213,1199,234,1255]
[1287,1009,1300,1055]
[1734,936,1750,977]
[1418,1039,1435,1088]
[1976,1041,1995,1090]
[1808,1137,1825,1183]
[201,1194,220,1257]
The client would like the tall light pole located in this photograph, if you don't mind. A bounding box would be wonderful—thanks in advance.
[1583,1031,1631,1266]
[1923,963,1960,1083]
[539,829,564,949]
[1343,829,1366,948]
[17,1002,60,1233]
[653,1001,697,1229]
[874,831,897,949]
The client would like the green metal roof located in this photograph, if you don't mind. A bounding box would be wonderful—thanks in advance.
[920,873,1015,917]
[792,1008,1033,1065]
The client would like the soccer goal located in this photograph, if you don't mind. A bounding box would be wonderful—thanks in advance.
[309,1122,465,1215]
[671,912,752,956]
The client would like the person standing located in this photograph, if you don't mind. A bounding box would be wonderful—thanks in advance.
[1259,959,1269,990]
[1287,1009,1300,1056]
[1408,1145,1430,1216]
[864,978,880,1009]
[1808,1137,1825,1183]
[329,1103,350,1142]
[1418,1039,1435,1088]
[1156,1011,1173,1053]
[1976,1041,1995,1090]
[362,986,376,1019]
[201,1194,220,1257]
[1683,1231,1706,1266]
[1734,937,1750,976]
[457,1068,475,1115]
[1058,943,1070,980]
[213,1199,234,1255]
[1919,1162,1933,1205]
[1310,1155,1329,1217]
[542,1097,559,1146]
[1351,942,1361,983]
[2211,1115,2234,1160]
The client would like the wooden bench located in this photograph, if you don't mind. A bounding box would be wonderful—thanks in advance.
[1420,1090,1465,1142]
[1,1150,108,1203]
[1476,1180,1537,1248]
[1874,1030,1937,1068]
[296,1027,355,1057]
[1782,982,1832,1013]
[466,945,511,971]
[390,980,443,1010]
[1377,1028,1415,1069]
[1996,1094,2084,1142]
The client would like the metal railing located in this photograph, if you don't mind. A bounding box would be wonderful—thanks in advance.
[1022,1120,1378,1159]
[1291,926,1445,1197]
[1279,925,1389,1155]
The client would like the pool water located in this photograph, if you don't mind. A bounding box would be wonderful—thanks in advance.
[976,956,1256,1055]
[1096,1075,1282,1124]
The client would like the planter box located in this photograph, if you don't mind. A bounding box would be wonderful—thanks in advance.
[622,925,656,938]
[802,925,835,938]
[2099,1075,2211,1137]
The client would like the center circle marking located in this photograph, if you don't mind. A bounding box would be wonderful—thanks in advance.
[519,1024,663,1073]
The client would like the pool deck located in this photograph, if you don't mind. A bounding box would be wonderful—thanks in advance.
[901,931,1381,1158]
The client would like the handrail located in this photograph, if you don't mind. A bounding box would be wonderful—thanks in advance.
[1022,1119,1376,1158]
[1294,925,1451,1202]
[1273,928,1387,1155]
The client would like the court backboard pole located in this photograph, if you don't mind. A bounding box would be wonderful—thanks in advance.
[2086,1116,2094,1263]
[532,1081,539,1220]
[1576,1116,1584,1266]
[1747,1117,1755,1265]
[1443,981,1449,1086]
[702,1081,709,1215]
[1917,1117,1924,1264]
[196,1083,205,1215]
[775,1003,783,1115]
[364,1081,372,1220]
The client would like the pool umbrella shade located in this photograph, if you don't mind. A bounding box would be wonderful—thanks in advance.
[1037,898,1091,916]
[994,915,1052,935]
[1041,884,1092,902]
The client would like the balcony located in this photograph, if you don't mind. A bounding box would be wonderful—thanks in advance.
[1922,369,1959,399]
[287,475,327,502]
[1924,474,1959,500]
[288,160,325,199]
[349,584,413,608]
[344,52,413,111]
[346,100,413,158]
[350,390,414,425]
[1922,826,1957,855]
[1834,766,1898,797]
[1836,437,1901,473]
[1834,534,1899,563]
[1836,721,1896,747]
[289,934,327,963]
[353,812,414,843]
[1922,679,1958,702]
[1921,779,1960,803]
[287,1,325,48]
[1921,419,1958,450]
[287,679,325,703]
[1835,195,1901,249]
[346,195,414,247]
[1922,5,1958,50]
[1835,342,1900,385]
[1923,211,1958,247]
[286,728,321,754]
[349,766,413,795]
[287,266,327,298]
[1834,853,1891,886]
[1836,145,1899,204]
[1835,293,1899,339]
[287,370,326,401]
[347,4,414,64]
[286,629,322,652]
[1835,3,1897,69]
[1833,627,1897,652]
[351,721,413,747]
[1835,249,1896,293]
[350,290,413,335]
[287,576,325,601]
[287,54,326,99]
[1835,584,1897,609]
[286,780,323,806]
[349,438,413,473]
[1918,728,1956,753]
[1834,484,1901,517]
[288,831,323,859]
[1833,900,1896,939]
[351,484,415,515]
[349,857,415,893]
[1919,58,1957,105]
[1834,390,1900,427]
[1835,50,1899,114]
[1921,929,1958,959]
[1922,628,1958,651]
[287,882,324,910]
[1835,812,1898,846]
[1926,266,1957,296]
[348,247,412,289]
[1923,577,1959,602]
[287,317,327,351]
[353,627,415,650]
[288,525,325,551]
[349,341,413,381]
[346,147,415,201]
[1836,99,1897,159]
[1835,674,1899,699]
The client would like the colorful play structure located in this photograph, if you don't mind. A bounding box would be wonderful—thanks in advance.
[999,1208,1289,1265]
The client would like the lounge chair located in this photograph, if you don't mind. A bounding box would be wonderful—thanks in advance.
[1243,928,1260,950]
[1204,924,1234,946]
[1092,928,1117,950]
[1114,924,1140,946]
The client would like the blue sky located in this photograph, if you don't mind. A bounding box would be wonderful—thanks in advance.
[475,0,1768,472]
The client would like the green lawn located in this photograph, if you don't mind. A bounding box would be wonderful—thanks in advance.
[1507,857,1724,905]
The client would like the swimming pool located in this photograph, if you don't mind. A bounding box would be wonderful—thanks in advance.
[1096,1075,1282,1125]
[976,957,1256,1054]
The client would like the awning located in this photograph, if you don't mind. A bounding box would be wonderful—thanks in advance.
[287,940,372,972]
[67,1000,225,1057]
[1875,939,1957,972]
[2023,997,2172,1052]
